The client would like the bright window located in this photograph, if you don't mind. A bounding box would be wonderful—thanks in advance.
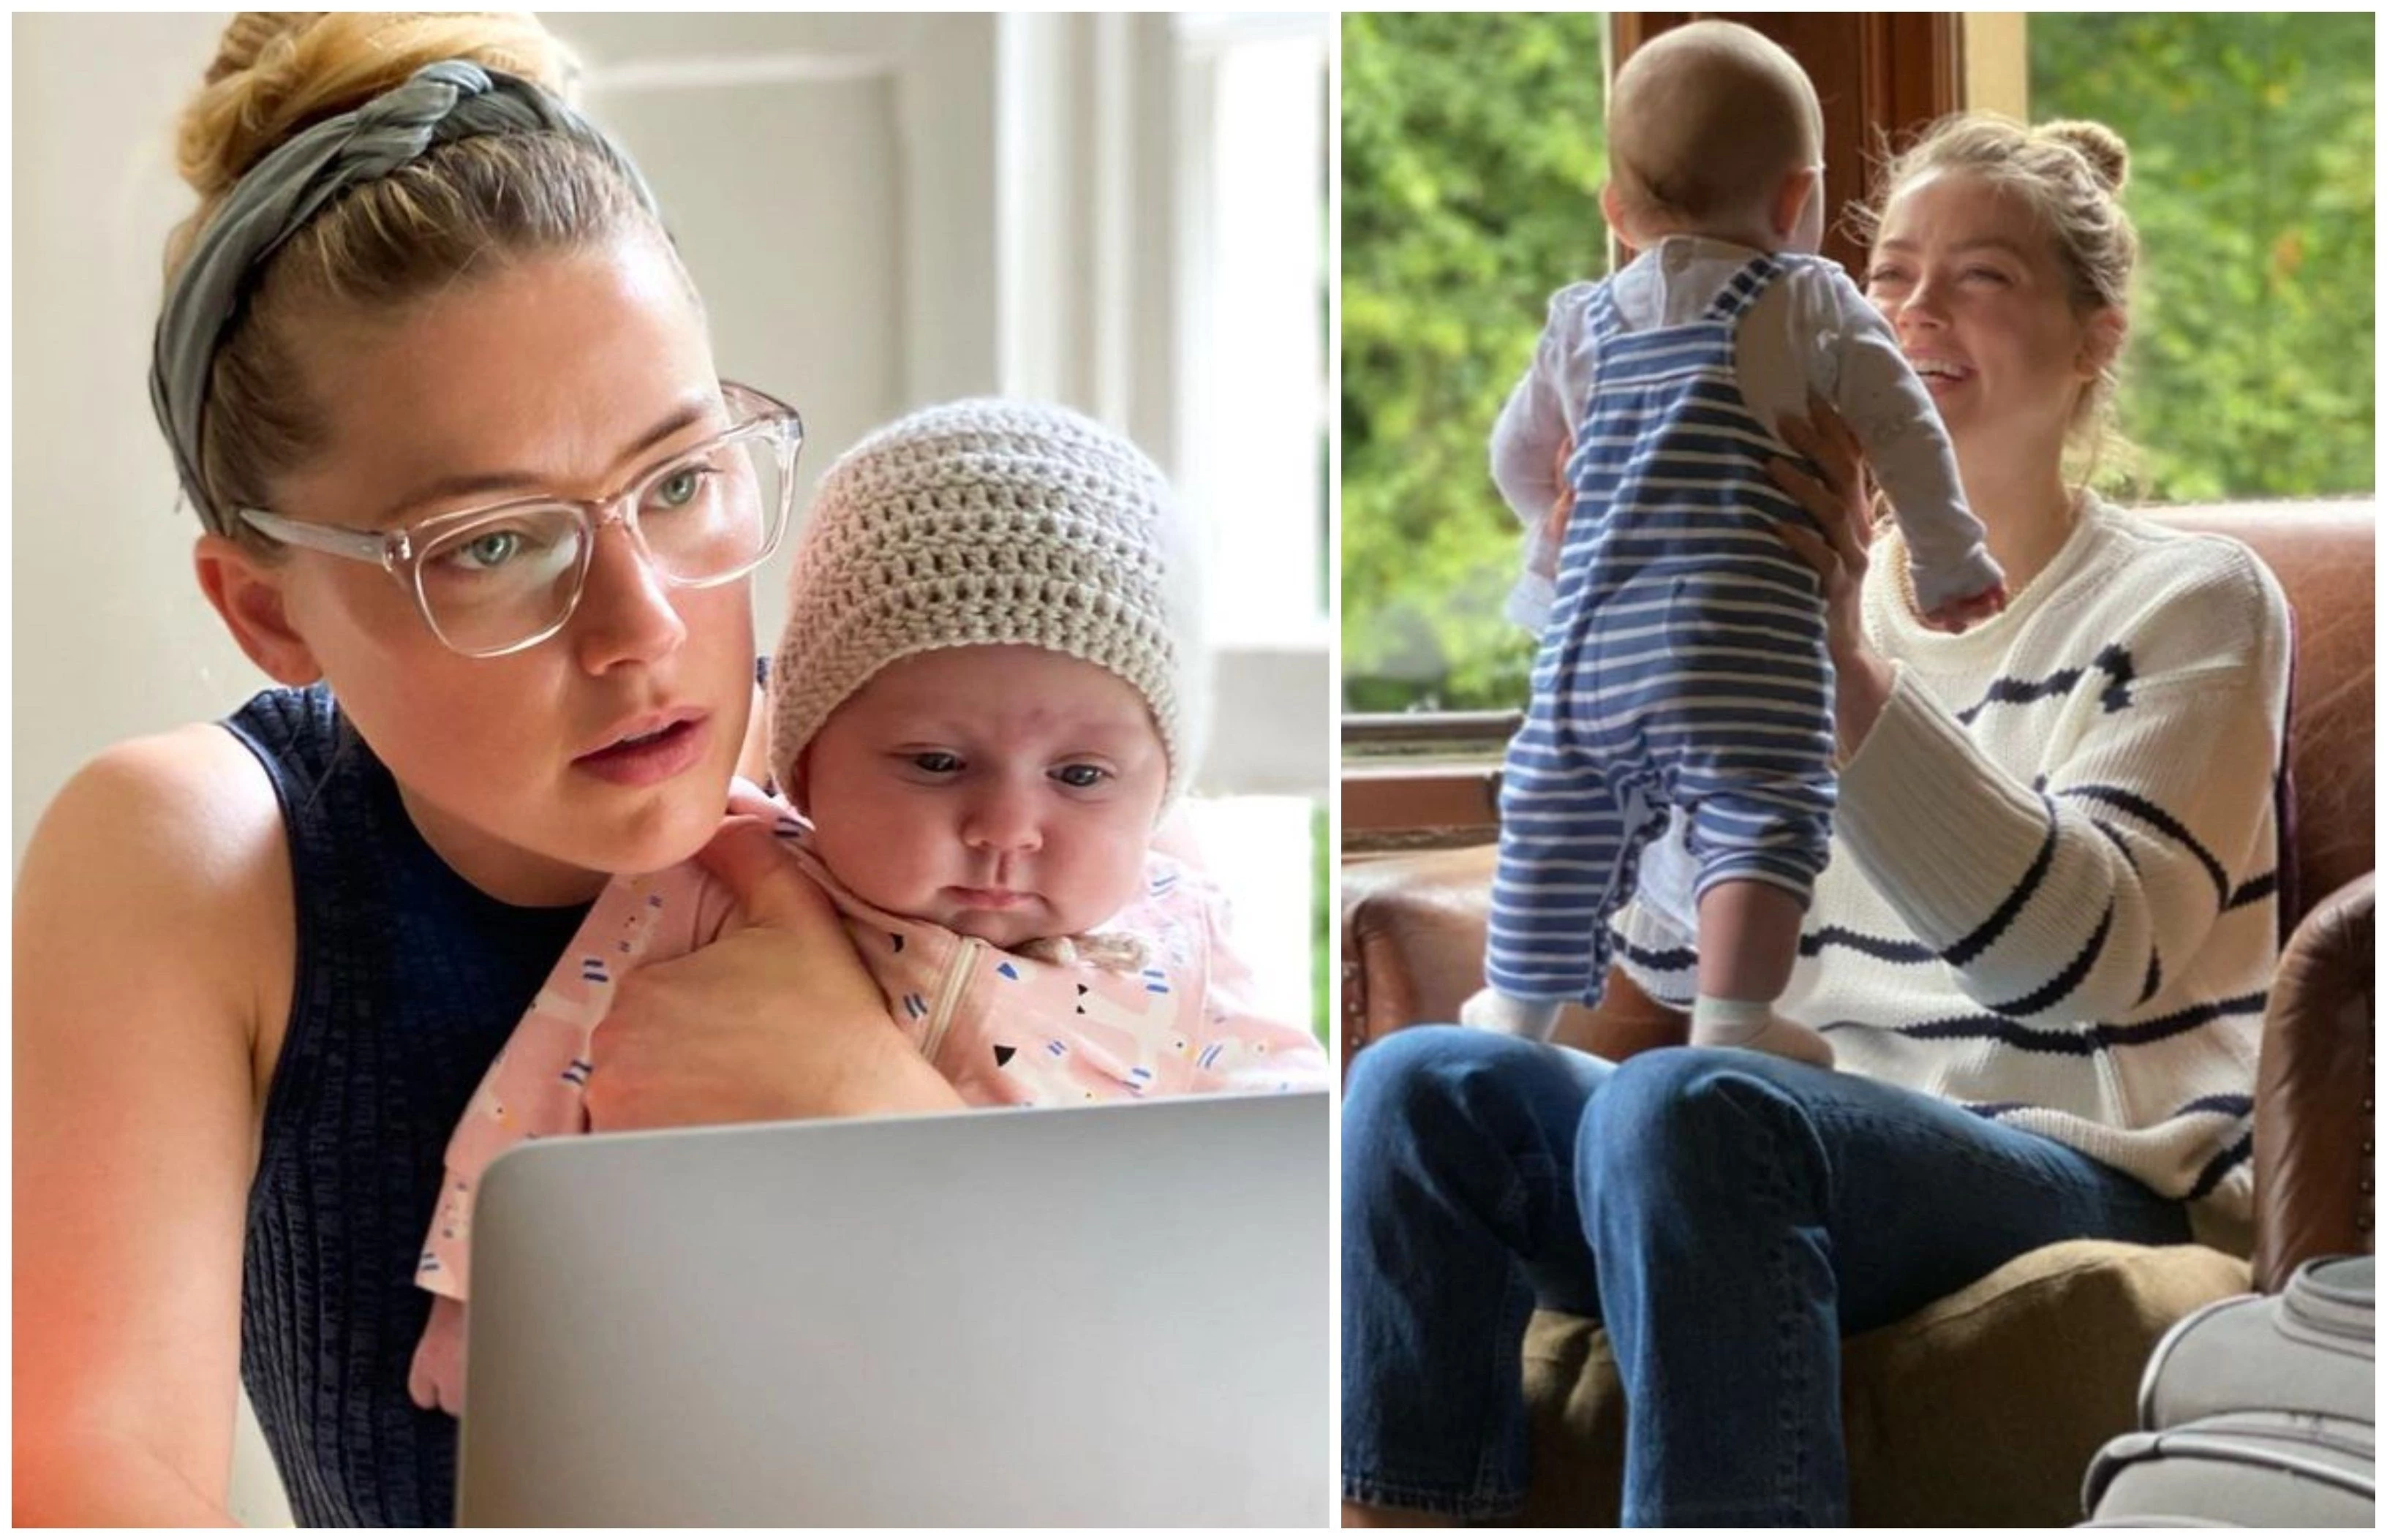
[1175,12,1332,1036]
[1340,12,1609,717]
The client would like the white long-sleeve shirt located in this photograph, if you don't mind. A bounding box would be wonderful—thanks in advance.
[1618,495,2292,1249]
[1492,236,2002,616]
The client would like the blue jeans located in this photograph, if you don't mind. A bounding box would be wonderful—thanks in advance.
[1340,1029,2192,1525]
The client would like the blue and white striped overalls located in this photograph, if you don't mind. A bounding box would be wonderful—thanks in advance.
[1487,254,1838,1007]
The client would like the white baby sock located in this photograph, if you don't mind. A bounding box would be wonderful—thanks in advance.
[1689,994,1835,1069]
[1459,987,1564,1043]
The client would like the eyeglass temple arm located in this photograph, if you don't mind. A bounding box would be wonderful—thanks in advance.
[239,507,402,568]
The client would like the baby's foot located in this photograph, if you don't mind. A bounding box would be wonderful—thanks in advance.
[1458,986,1564,1043]
[1691,1011,1835,1069]
[1920,581,2009,634]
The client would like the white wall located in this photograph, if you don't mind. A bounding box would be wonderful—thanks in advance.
[12,12,263,859]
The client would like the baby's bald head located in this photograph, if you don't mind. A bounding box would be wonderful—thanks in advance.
[1607,21,1823,238]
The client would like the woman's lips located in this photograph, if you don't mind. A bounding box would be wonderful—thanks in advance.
[1909,357,1973,397]
[572,716,710,788]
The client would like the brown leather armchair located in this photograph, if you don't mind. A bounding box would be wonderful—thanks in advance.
[1340,502,2375,1525]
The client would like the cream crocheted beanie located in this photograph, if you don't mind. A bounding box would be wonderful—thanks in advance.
[769,399,1208,806]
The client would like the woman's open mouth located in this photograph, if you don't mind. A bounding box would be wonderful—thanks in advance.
[574,714,709,787]
[1909,356,1974,397]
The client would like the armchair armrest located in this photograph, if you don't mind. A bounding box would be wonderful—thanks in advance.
[1340,845,1687,1073]
[2251,871,2376,1292]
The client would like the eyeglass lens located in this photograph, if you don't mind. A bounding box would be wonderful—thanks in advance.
[413,429,788,654]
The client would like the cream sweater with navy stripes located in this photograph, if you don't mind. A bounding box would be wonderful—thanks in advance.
[1618,495,2290,1249]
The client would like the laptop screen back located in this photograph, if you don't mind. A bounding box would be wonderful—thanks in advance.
[455,1091,1330,1525]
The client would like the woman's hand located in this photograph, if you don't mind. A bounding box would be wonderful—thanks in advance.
[1767,393,1898,759]
[584,818,965,1131]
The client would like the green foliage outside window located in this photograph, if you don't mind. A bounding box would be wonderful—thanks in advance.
[1342,11,1607,713]
[2031,12,2375,503]
[1343,12,2377,715]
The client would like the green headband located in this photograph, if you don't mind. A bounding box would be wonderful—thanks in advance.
[148,58,660,535]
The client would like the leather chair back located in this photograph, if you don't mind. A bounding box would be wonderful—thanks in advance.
[2161,502,2375,923]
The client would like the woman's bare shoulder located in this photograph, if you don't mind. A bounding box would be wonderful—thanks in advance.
[27,724,288,898]
[19,723,295,1061]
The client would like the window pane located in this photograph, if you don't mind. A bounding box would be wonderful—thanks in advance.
[2030,12,2375,501]
[1183,18,1331,643]
[1191,796,1325,1041]
[1341,12,1609,714]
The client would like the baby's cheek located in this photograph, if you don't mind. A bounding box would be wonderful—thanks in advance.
[1065,831,1158,926]
[821,827,938,912]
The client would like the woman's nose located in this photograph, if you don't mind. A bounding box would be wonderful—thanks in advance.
[569,518,688,672]
[962,780,1043,854]
[1897,273,1950,334]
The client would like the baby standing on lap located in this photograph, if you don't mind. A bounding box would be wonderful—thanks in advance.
[410,400,1329,1413]
[1470,21,2008,1058]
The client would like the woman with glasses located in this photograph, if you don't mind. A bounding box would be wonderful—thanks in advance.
[15,14,962,1526]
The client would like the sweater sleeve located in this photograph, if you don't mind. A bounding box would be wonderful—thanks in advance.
[1489,283,1597,527]
[1835,544,2290,1025]
[1812,269,2003,612]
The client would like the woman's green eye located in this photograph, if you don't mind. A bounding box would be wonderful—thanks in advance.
[453,530,524,571]
[653,467,706,510]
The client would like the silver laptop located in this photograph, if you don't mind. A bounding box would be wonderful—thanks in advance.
[454,1090,1330,1526]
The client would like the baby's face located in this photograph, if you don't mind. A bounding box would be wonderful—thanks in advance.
[799,645,1169,949]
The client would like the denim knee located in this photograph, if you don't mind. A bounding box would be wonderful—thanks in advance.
[1344,1027,1540,1157]
[1578,1048,1828,1206]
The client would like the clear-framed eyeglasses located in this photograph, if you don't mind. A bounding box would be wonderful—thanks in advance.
[238,380,803,659]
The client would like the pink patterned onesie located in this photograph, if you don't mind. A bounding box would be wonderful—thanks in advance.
[408,798,1329,1411]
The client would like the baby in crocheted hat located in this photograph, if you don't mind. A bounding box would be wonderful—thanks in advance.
[767,397,1210,954]
[407,399,1327,1416]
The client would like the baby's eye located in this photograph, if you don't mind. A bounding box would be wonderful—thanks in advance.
[1052,763,1110,789]
[910,751,964,774]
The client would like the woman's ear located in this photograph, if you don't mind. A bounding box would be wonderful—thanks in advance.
[2078,306,2128,379]
[193,534,323,686]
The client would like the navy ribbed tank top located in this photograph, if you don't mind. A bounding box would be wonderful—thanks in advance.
[224,685,592,1527]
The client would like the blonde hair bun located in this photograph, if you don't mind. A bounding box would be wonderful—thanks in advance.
[178,11,578,200]
[2040,119,2130,195]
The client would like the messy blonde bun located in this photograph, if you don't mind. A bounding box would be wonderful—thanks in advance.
[160,12,671,537]
[2040,118,2129,196]
[176,12,576,204]
[1850,112,2140,486]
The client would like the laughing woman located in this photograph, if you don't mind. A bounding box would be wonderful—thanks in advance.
[1340,114,2290,1527]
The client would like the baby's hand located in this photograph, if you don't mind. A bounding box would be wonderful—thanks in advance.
[1541,438,1577,563]
[409,1294,470,1417]
[1920,581,2008,634]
